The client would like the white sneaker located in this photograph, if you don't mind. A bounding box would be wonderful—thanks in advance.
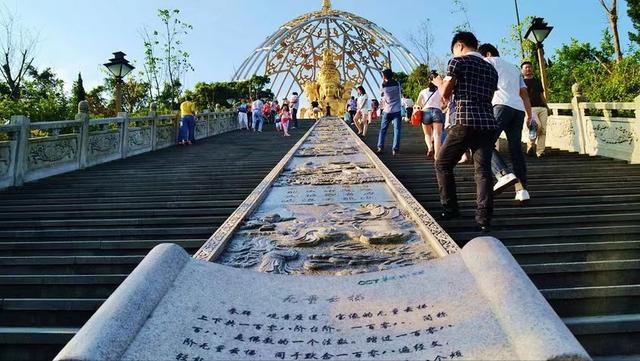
[515,189,530,204]
[493,173,518,195]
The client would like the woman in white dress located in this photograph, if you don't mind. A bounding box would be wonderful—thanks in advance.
[353,86,370,137]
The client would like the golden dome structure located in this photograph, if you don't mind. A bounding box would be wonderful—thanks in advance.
[232,1,420,104]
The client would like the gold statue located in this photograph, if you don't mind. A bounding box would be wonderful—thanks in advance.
[304,48,354,118]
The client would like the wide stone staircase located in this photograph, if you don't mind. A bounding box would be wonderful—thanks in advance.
[1,119,639,360]
[363,121,640,360]
[0,123,312,361]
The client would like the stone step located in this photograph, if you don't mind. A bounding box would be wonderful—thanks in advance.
[0,200,243,213]
[0,215,229,229]
[417,194,640,209]
[542,285,640,318]
[0,299,103,327]
[0,255,143,275]
[0,274,127,298]
[564,314,640,356]
[0,226,217,240]
[450,225,640,245]
[524,259,640,289]
[592,355,640,361]
[446,212,640,229]
[0,191,254,204]
[510,241,640,264]
[0,239,202,257]
[0,207,238,221]
[0,327,77,361]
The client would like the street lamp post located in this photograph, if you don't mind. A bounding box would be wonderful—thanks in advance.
[103,52,135,114]
[524,18,553,97]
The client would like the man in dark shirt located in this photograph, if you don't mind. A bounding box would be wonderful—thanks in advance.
[432,32,499,232]
[522,61,549,157]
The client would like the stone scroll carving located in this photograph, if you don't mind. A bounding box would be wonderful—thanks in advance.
[205,118,456,275]
[27,138,78,169]
[88,132,120,158]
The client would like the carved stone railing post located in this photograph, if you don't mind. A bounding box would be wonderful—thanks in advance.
[77,101,90,169]
[174,112,181,144]
[149,103,159,150]
[11,115,30,187]
[119,112,130,158]
[570,83,588,155]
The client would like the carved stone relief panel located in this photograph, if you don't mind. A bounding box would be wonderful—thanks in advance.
[217,203,436,276]
[88,131,120,158]
[27,137,78,170]
[195,120,208,138]
[0,145,11,177]
[590,122,636,145]
[156,125,174,147]
[128,127,152,150]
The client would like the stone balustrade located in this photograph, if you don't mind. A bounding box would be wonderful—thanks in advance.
[505,83,640,164]
[0,101,239,189]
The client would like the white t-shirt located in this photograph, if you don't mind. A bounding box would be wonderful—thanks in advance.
[485,56,526,112]
[289,94,299,109]
[357,93,369,111]
[402,97,414,108]
[252,99,263,112]
[416,88,442,111]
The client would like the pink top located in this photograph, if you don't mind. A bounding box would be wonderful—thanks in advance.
[280,110,291,121]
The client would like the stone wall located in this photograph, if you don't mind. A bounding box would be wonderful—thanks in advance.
[510,84,640,164]
[0,102,240,189]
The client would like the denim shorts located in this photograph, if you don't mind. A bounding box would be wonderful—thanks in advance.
[421,108,444,125]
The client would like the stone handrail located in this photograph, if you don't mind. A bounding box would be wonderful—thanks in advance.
[513,84,640,164]
[0,101,240,189]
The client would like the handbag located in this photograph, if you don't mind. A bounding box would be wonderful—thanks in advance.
[411,110,423,127]
[411,90,437,127]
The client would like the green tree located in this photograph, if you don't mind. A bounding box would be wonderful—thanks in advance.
[393,65,431,102]
[500,15,537,63]
[86,85,109,117]
[141,9,194,109]
[545,36,640,103]
[628,0,640,46]
[102,74,151,116]
[18,67,69,121]
[73,73,86,101]
[68,72,87,117]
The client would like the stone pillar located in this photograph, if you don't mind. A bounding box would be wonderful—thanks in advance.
[119,112,130,158]
[203,110,210,138]
[570,83,588,155]
[635,95,640,121]
[77,101,91,169]
[11,115,30,187]
[149,102,158,150]
[174,112,181,145]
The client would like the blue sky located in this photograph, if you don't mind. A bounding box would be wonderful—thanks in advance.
[2,0,635,92]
